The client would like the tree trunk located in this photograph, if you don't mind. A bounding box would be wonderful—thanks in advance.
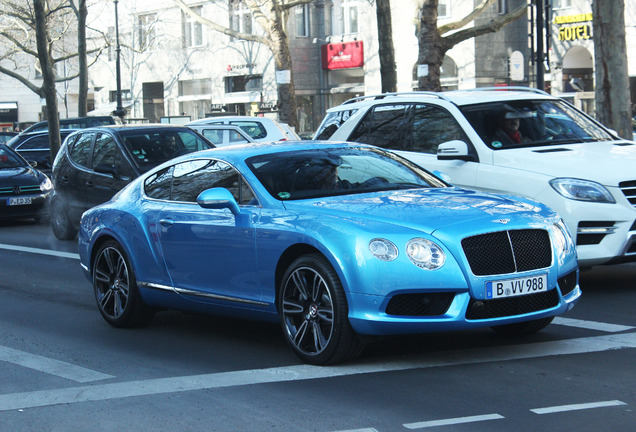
[34,0,62,160]
[267,4,298,129]
[77,0,88,116]
[376,0,397,93]
[592,0,631,139]
[416,0,444,91]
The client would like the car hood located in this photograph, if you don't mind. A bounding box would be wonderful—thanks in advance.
[492,140,636,185]
[0,166,42,185]
[284,187,554,236]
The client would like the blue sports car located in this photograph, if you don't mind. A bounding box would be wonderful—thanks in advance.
[79,141,581,364]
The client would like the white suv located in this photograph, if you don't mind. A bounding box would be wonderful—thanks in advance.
[315,87,636,268]
[187,116,290,142]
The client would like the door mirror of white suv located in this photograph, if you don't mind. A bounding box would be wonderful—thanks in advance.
[437,140,475,162]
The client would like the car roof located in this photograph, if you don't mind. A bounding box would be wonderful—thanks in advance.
[328,87,557,112]
[74,124,196,132]
[186,116,279,126]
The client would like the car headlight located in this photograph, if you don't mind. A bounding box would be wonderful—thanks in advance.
[406,238,445,270]
[40,177,53,192]
[549,178,615,203]
[369,238,398,261]
[552,219,575,261]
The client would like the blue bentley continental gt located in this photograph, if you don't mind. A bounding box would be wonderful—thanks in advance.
[78,141,581,364]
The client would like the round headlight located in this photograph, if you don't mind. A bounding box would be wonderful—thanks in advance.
[406,238,445,270]
[40,177,53,192]
[368,238,398,261]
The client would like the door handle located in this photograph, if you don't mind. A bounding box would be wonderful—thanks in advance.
[159,218,174,226]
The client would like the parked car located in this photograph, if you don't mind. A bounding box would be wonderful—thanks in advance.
[0,131,17,144]
[78,141,580,365]
[7,130,77,173]
[315,87,636,268]
[0,144,53,222]
[186,124,254,147]
[22,115,120,134]
[186,116,290,142]
[50,124,214,240]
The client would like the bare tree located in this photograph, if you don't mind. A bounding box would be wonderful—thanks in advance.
[174,0,313,129]
[593,0,631,139]
[376,0,396,93]
[415,0,527,91]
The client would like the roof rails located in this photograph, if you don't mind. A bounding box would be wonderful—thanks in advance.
[342,91,453,105]
[446,86,550,96]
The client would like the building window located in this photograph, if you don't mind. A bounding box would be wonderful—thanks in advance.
[438,0,450,18]
[179,79,212,97]
[295,4,310,37]
[225,75,263,93]
[183,6,203,48]
[229,0,253,39]
[138,13,157,50]
[498,0,507,14]
[552,0,572,9]
[333,0,359,35]
[109,89,131,102]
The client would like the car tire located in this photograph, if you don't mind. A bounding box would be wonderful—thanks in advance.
[93,240,155,328]
[50,197,77,240]
[279,253,363,365]
[491,316,554,336]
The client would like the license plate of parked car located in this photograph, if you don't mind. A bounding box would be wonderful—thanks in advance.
[8,197,32,206]
[486,274,548,299]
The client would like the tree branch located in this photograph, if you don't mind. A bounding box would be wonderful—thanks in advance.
[0,65,43,96]
[438,0,496,35]
[173,0,271,47]
[279,0,313,12]
[443,4,527,50]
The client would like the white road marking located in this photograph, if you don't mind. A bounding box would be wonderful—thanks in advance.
[0,346,113,383]
[1,332,636,412]
[531,400,627,415]
[332,429,379,432]
[403,413,504,429]
[0,243,79,260]
[553,317,635,333]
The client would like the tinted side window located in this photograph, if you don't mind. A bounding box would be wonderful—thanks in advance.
[349,104,467,154]
[69,132,95,167]
[171,159,255,204]
[144,166,173,200]
[315,109,357,140]
[92,133,133,177]
[229,121,267,140]
[17,136,48,150]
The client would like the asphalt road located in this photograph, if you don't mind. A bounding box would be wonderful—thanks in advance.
[1,220,635,431]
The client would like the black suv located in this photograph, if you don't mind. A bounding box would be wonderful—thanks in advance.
[50,125,214,240]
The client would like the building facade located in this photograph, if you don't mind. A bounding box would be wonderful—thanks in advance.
[0,0,634,135]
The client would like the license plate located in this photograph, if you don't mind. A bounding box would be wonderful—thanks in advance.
[7,197,32,206]
[485,274,548,299]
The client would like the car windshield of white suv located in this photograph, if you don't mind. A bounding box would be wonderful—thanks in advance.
[460,100,615,149]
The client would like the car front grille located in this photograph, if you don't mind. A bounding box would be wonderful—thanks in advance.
[619,180,636,208]
[461,229,552,276]
[0,185,41,196]
[465,289,559,320]
[385,293,455,316]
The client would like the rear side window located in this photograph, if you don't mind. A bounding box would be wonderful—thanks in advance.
[229,121,267,140]
[349,103,468,154]
[16,136,48,150]
[315,109,357,140]
[69,132,95,168]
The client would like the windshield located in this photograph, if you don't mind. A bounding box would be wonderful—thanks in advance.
[247,147,448,200]
[0,145,26,169]
[119,129,213,172]
[460,99,615,149]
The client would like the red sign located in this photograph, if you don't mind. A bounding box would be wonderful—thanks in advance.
[321,41,364,70]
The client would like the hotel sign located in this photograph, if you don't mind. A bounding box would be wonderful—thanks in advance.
[554,13,593,42]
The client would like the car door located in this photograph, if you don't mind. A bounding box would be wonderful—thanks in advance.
[55,131,93,222]
[85,132,135,210]
[157,158,262,304]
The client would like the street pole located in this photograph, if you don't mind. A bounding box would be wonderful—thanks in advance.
[535,0,545,91]
[113,0,126,120]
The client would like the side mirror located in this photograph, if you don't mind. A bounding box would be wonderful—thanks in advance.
[197,187,241,215]
[437,140,475,162]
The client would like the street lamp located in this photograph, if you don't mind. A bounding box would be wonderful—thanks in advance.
[112,0,127,119]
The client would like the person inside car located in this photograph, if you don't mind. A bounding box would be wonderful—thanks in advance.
[491,107,531,147]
